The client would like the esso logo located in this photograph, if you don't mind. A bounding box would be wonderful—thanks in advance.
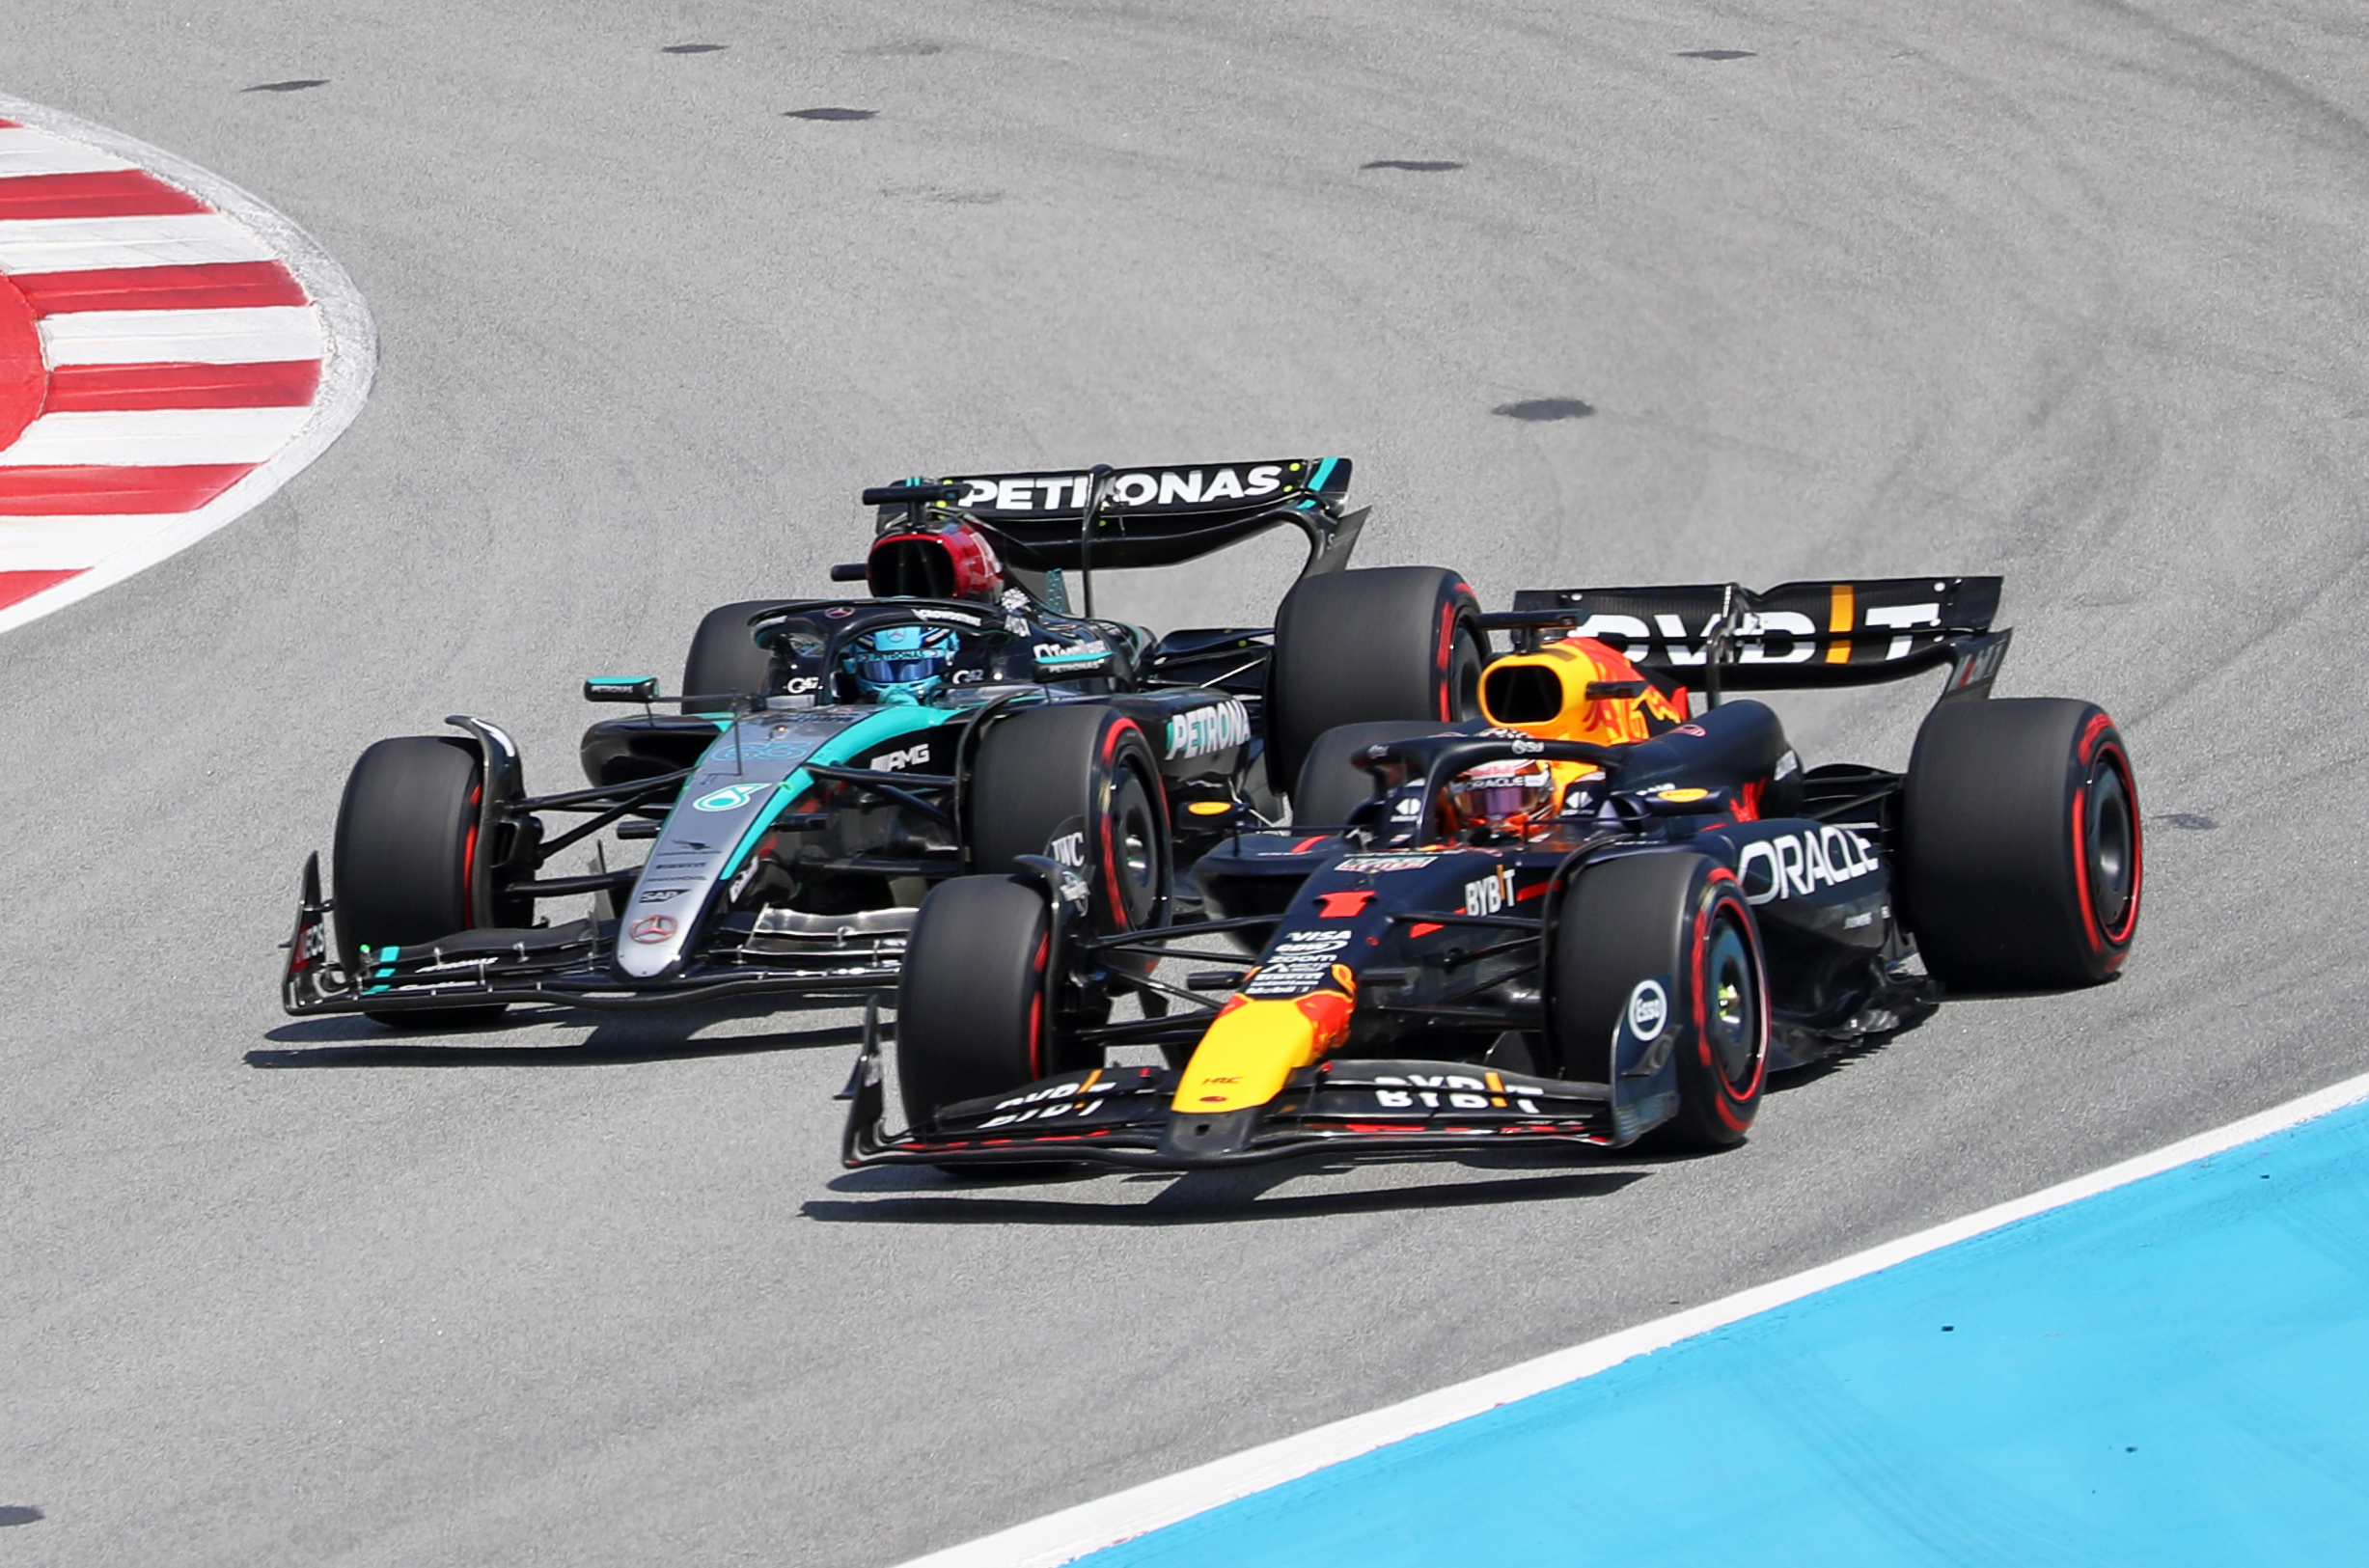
[1626,979,1668,1041]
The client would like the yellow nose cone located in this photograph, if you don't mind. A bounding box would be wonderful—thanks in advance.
[1171,984,1357,1113]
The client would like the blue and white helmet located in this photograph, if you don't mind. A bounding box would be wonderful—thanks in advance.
[842,623,961,705]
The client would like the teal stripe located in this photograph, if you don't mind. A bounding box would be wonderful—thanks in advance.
[721,771,807,878]
[1308,456,1339,492]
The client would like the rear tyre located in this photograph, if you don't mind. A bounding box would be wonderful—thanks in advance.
[681,600,785,715]
[333,735,508,1029]
[1290,721,1455,831]
[1551,851,1768,1150]
[1267,566,1483,797]
[971,704,1170,937]
[896,876,1061,1164]
[1902,698,2142,989]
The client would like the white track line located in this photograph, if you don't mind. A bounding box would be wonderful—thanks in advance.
[0,515,197,570]
[0,406,317,466]
[898,1066,2369,1568]
[0,125,134,178]
[38,305,322,365]
[0,212,277,272]
[0,93,374,637]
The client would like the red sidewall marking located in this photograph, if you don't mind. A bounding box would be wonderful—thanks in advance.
[1692,869,1765,1126]
[1097,721,1129,924]
[1094,719,1164,930]
[1028,928,1051,1079]
[1434,601,1458,720]
[2074,741,2142,961]
[0,272,42,451]
[460,783,483,929]
[2103,744,2143,947]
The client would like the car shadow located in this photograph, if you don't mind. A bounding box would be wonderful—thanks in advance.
[1936,972,2124,1003]
[248,995,874,1068]
[802,1159,1645,1226]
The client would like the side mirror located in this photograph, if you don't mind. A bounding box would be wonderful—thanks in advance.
[584,676,660,703]
[861,482,961,506]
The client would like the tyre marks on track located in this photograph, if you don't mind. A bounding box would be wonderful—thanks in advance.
[0,100,372,634]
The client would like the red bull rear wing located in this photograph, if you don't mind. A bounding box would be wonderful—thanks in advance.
[1491,576,2008,694]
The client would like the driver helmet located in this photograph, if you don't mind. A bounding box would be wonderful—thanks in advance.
[1442,758,1556,838]
[842,624,961,705]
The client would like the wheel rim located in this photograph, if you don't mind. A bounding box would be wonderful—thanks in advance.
[2087,756,2135,932]
[1703,916,1760,1089]
[1105,763,1165,929]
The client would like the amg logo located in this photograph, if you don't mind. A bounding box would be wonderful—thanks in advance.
[1166,700,1252,759]
[871,743,931,772]
[1736,826,1879,905]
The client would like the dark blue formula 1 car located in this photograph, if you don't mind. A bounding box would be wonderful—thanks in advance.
[844,574,2142,1169]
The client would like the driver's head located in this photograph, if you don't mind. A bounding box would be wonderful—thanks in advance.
[842,623,960,705]
[1442,758,1556,839]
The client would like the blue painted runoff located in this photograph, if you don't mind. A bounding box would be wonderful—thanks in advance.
[1085,1098,2369,1567]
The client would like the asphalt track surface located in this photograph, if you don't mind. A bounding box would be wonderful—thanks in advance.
[1,3,2360,1563]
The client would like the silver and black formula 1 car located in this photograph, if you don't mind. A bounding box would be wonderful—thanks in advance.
[284,458,1491,1024]
[844,574,2143,1170]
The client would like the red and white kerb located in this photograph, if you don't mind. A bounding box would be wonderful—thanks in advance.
[0,112,347,623]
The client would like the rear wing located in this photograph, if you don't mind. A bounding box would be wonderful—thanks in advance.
[1486,577,2010,697]
[864,457,1364,578]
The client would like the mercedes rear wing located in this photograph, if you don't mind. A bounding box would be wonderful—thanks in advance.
[1482,577,2010,699]
[864,457,1364,579]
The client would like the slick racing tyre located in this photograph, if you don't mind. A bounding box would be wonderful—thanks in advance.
[1551,851,1769,1150]
[1267,566,1483,798]
[970,704,1170,938]
[1291,720,1457,831]
[680,600,786,715]
[1901,698,2142,989]
[333,735,508,1028]
[896,875,1061,1133]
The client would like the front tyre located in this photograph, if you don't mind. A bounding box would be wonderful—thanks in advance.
[1901,698,2142,989]
[895,875,1056,1128]
[970,704,1170,937]
[332,735,508,1029]
[1267,565,1483,798]
[1551,851,1769,1150]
